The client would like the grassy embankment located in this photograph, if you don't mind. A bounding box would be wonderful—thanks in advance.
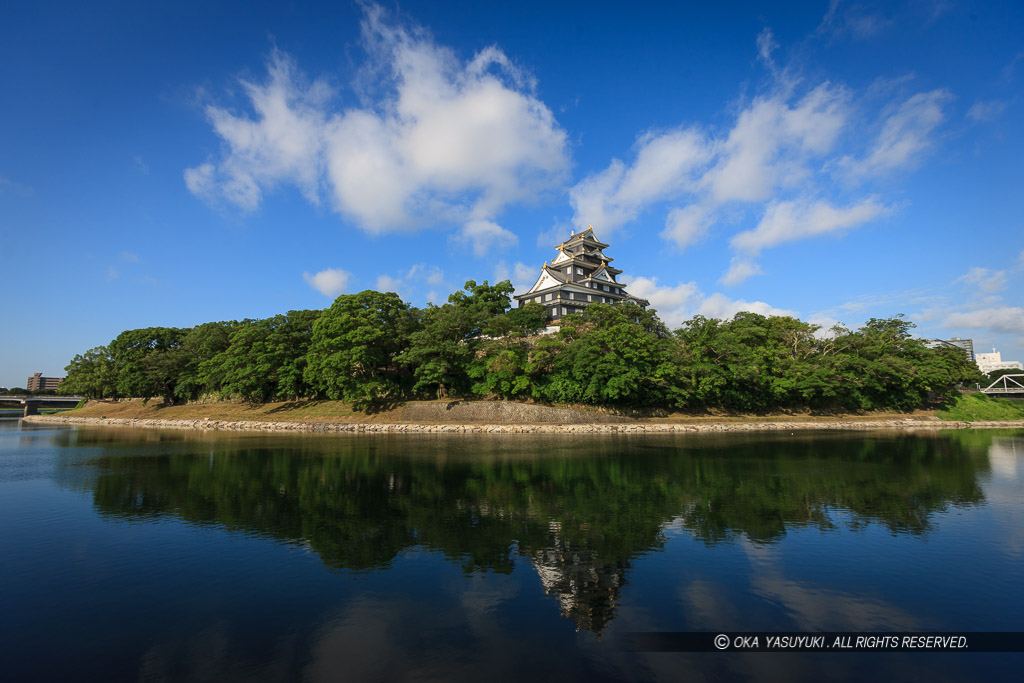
[59,398,944,424]
[936,393,1024,422]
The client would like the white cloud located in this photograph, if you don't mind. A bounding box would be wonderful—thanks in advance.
[375,274,403,293]
[106,266,119,280]
[842,89,951,178]
[120,252,141,263]
[0,177,34,195]
[624,275,794,328]
[966,100,1007,123]
[568,79,853,258]
[373,263,448,302]
[187,4,569,248]
[453,219,518,258]
[756,28,780,73]
[326,6,570,233]
[662,203,714,250]
[132,155,149,175]
[569,128,711,234]
[697,293,797,320]
[817,0,894,41]
[186,50,328,211]
[407,263,446,286]
[495,260,538,295]
[957,267,1008,294]
[536,221,573,248]
[625,276,702,327]
[303,268,352,297]
[719,257,764,287]
[718,196,890,285]
[806,314,844,337]
[943,307,1024,335]
[704,84,849,204]
[731,196,891,254]
[183,163,216,202]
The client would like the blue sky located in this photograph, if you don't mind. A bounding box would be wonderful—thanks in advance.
[2,0,1022,387]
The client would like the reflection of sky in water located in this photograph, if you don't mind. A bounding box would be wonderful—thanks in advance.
[2,421,1023,682]
[981,436,1024,556]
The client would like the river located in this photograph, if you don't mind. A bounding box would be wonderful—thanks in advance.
[1,419,1021,681]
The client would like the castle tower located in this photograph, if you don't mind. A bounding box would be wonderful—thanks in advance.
[514,225,649,323]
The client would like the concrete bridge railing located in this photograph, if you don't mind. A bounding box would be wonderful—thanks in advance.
[0,396,83,417]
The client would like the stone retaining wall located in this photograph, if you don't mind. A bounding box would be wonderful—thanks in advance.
[23,415,1024,434]
[398,400,634,423]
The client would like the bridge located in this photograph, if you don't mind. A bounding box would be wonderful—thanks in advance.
[0,395,83,417]
[980,374,1024,397]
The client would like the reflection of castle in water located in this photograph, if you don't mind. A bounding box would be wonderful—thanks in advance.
[529,522,628,635]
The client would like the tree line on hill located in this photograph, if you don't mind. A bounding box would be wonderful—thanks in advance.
[60,280,982,412]
[0,388,61,396]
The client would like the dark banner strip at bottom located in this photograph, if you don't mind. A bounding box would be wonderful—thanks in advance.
[620,632,1024,653]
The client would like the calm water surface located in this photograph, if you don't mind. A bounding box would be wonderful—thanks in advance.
[1,420,1022,682]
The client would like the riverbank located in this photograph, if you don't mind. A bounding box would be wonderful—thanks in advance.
[21,398,1024,434]
[23,414,1024,433]
[23,397,955,423]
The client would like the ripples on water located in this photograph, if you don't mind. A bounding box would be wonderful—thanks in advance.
[0,419,1022,682]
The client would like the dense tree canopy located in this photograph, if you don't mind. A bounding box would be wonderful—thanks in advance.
[62,279,983,411]
[304,290,414,405]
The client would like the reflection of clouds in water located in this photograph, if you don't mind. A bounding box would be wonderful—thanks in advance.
[454,572,520,614]
[740,539,922,632]
[136,619,297,682]
[303,588,586,682]
[304,597,410,682]
[575,601,707,682]
[670,579,880,682]
[679,578,743,629]
[984,436,1024,555]
[987,437,1022,483]
[449,571,521,644]
[664,542,934,682]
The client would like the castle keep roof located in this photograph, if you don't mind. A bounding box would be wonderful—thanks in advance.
[513,225,649,323]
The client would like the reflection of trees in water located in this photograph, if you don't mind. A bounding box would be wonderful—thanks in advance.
[56,430,995,634]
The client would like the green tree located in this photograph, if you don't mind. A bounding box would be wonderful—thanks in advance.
[62,346,117,399]
[469,301,548,400]
[304,290,415,406]
[210,310,321,402]
[108,327,187,399]
[399,280,515,398]
[170,321,238,402]
[531,303,679,406]
[672,315,728,409]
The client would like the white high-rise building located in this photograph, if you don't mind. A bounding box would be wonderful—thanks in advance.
[975,349,1024,375]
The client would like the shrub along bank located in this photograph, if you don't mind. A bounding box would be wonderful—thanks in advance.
[60,280,982,413]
